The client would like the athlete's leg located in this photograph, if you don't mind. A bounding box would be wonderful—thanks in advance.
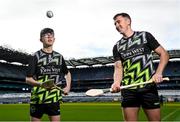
[121,89,140,121]
[30,104,43,122]
[141,85,160,121]
[49,115,60,122]
[143,108,160,121]
[31,117,41,122]
[122,107,140,121]
[46,102,60,122]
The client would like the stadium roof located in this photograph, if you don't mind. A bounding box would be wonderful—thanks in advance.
[65,56,114,67]
[0,46,180,67]
[0,46,31,65]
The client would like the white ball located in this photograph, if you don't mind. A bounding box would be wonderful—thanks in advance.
[46,10,53,18]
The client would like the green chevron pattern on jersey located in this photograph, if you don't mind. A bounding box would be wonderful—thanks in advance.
[122,54,154,88]
[30,78,62,104]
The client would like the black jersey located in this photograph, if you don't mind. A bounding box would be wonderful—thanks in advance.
[113,31,160,88]
[27,49,68,104]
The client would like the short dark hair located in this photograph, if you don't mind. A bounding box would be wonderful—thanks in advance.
[40,28,54,38]
[113,13,131,23]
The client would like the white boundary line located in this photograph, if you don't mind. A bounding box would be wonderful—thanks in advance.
[162,108,179,121]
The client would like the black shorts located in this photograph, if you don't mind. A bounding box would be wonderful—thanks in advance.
[30,101,60,119]
[121,84,160,109]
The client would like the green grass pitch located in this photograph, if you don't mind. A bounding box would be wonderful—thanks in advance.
[0,102,179,121]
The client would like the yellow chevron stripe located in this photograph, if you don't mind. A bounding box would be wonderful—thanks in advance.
[129,61,141,74]
[123,59,131,72]
[122,59,151,86]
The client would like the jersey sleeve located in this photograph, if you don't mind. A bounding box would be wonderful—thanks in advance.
[26,55,37,77]
[61,56,68,75]
[146,32,160,50]
[113,44,122,61]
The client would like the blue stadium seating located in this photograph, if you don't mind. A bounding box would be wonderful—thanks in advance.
[0,61,180,92]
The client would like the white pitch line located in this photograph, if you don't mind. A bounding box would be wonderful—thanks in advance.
[162,108,179,121]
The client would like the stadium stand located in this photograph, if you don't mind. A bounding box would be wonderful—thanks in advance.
[0,46,180,103]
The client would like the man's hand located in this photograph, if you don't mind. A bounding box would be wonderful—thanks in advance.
[152,74,163,83]
[111,82,121,93]
[63,86,71,95]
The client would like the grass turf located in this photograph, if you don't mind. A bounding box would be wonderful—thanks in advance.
[0,102,179,121]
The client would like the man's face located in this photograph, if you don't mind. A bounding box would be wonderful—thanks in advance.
[41,33,55,47]
[114,16,130,34]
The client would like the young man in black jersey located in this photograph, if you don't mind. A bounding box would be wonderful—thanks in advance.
[26,28,71,122]
[111,13,169,121]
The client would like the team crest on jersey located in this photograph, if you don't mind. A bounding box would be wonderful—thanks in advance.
[30,105,36,113]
